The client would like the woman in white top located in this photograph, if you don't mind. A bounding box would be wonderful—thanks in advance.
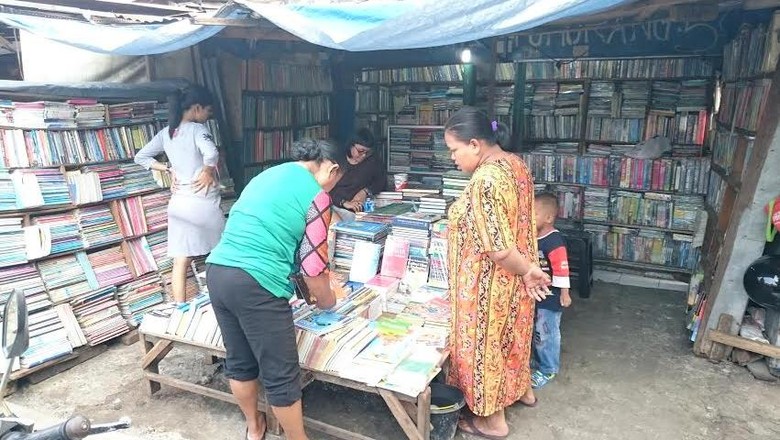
[135,85,226,304]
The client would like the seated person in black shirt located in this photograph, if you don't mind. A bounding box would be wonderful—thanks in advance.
[330,128,386,221]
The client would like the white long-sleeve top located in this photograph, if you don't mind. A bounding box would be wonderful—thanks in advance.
[134,121,220,197]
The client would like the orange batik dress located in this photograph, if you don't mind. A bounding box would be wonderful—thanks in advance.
[446,155,538,417]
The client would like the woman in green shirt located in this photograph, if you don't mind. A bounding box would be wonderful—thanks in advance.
[206,139,347,440]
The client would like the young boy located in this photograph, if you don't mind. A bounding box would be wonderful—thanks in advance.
[532,192,571,389]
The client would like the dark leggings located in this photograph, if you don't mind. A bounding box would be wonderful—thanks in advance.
[206,263,302,407]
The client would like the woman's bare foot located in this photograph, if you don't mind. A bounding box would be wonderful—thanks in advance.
[519,388,537,406]
[458,412,509,438]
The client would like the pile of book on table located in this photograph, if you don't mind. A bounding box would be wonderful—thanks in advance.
[138,282,450,397]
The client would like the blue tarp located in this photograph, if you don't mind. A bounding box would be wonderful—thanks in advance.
[0,4,245,56]
[0,0,632,55]
[237,0,633,51]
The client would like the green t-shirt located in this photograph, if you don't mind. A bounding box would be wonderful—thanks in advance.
[206,162,329,299]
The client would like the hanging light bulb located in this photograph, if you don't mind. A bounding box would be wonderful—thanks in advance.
[460,48,472,64]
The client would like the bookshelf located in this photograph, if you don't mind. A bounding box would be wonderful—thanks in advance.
[0,97,233,380]
[241,60,333,186]
[688,18,779,340]
[510,54,719,276]
[386,125,454,176]
[354,65,465,153]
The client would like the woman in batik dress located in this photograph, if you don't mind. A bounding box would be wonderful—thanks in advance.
[444,107,551,439]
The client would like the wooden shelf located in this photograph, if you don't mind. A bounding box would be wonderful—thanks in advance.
[355,81,462,86]
[710,162,742,190]
[242,90,333,97]
[723,72,774,82]
[243,159,291,168]
[524,76,711,83]
[0,120,162,132]
[243,121,330,131]
[715,120,757,137]
[582,220,695,236]
[4,157,135,171]
[531,180,704,197]
[593,258,693,275]
[0,187,168,218]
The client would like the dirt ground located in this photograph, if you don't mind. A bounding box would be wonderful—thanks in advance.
[7,281,780,440]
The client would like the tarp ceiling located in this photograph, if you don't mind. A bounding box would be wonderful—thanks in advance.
[0,0,634,55]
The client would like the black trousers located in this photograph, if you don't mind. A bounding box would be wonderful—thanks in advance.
[206,263,302,407]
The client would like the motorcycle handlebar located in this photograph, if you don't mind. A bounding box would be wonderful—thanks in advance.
[2,416,90,440]
[1,416,131,440]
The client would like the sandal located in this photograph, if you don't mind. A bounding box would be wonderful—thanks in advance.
[458,414,508,440]
[245,427,266,440]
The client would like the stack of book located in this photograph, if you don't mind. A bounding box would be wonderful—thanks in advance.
[66,170,103,205]
[0,217,27,268]
[0,169,15,210]
[418,195,454,216]
[70,99,107,127]
[0,264,51,312]
[391,213,441,291]
[441,170,469,198]
[114,196,148,238]
[70,286,129,346]
[125,237,158,277]
[116,273,166,327]
[82,165,126,200]
[87,246,133,288]
[141,192,169,232]
[31,212,83,254]
[331,221,390,277]
[78,205,123,248]
[38,252,97,304]
[21,309,74,369]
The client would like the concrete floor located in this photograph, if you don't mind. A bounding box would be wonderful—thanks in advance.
[7,282,780,440]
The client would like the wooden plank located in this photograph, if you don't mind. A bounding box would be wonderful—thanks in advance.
[707,330,780,359]
[141,331,227,357]
[310,372,418,403]
[707,314,734,362]
[141,340,174,370]
[120,329,140,346]
[302,417,378,440]
[144,372,273,412]
[217,26,301,42]
[26,344,108,385]
[416,387,432,440]
[379,389,424,440]
[8,352,78,381]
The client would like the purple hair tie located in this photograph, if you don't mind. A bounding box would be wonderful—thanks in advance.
[491,120,498,132]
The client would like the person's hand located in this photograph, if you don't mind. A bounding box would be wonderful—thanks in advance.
[522,265,552,302]
[169,169,178,194]
[343,200,363,212]
[560,292,572,308]
[192,167,217,194]
[352,189,368,204]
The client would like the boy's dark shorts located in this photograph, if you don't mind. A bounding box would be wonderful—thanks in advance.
[206,263,302,407]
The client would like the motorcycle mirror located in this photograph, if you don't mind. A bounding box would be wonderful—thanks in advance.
[2,289,29,359]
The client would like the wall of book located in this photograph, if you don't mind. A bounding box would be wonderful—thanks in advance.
[687,15,779,342]
[0,97,233,380]
[354,65,465,154]
[475,62,515,132]
[510,54,718,275]
[241,60,333,185]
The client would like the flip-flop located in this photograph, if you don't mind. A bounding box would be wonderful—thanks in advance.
[458,414,508,440]
[245,427,266,440]
[518,396,539,408]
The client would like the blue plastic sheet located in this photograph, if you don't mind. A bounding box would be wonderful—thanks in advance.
[0,0,631,55]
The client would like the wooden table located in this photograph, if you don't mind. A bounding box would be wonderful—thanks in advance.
[139,331,445,440]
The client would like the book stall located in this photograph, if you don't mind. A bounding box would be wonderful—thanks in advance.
[138,202,455,440]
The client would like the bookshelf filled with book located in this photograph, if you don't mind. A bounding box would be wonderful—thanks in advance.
[688,18,779,341]
[354,65,465,152]
[511,54,719,276]
[241,60,334,186]
[0,97,234,382]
